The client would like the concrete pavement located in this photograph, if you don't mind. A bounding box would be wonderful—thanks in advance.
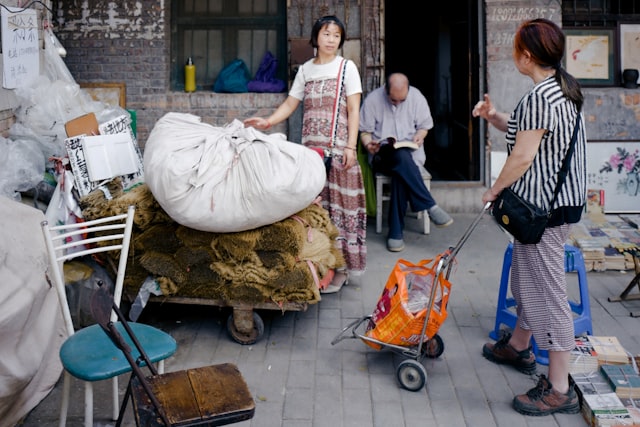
[20,211,640,427]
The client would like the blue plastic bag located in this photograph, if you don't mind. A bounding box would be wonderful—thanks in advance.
[214,59,251,93]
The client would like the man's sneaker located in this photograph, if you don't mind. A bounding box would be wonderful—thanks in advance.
[387,238,405,252]
[513,374,580,416]
[428,205,453,227]
[482,332,537,375]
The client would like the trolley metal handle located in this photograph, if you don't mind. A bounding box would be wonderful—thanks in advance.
[437,202,492,274]
[417,203,491,356]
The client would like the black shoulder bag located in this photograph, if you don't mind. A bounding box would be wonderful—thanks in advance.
[492,114,581,244]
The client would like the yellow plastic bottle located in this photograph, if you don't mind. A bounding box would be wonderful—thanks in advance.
[185,57,196,92]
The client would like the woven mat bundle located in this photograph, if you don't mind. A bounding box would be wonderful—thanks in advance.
[80,181,343,306]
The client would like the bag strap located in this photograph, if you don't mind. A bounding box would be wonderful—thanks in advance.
[328,59,347,152]
[551,113,581,204]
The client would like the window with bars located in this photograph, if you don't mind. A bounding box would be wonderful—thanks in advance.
[171,0,287,91]
[562,0,640,27]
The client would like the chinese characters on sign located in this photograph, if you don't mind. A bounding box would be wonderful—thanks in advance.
[1,7,39,89]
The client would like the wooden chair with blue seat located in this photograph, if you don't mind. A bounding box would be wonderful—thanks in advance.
[41,205,177,427]
[90,283,256,426]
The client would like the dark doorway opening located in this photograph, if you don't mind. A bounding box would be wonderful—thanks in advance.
[385,1,481,181]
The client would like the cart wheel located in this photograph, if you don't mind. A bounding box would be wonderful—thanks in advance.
[396,359,427,392]
[226,311,264,345]
[422,334,445,359]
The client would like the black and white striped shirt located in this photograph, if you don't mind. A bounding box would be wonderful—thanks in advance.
[505,76,587,212]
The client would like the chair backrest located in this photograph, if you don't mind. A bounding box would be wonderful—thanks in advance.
[41,205,136,336]
[90,284,172,425]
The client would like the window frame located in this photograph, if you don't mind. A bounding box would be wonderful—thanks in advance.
[170,0,287,92]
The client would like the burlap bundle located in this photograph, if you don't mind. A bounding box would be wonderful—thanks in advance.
[80,180,172,229]
[139,252,188,284]
[80,181,343,306]
[135,223,182,254]
[255,220,305,255]
[176,226,216,248]
[211,229,263,261]
[270,262,320,305]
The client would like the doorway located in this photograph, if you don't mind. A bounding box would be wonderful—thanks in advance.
[385,0,482,182]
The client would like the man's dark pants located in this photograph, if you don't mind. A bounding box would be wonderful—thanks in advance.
[372,145,436,240]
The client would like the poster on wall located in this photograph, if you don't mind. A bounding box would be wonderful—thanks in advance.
[619,24,640,84]
[564,29,615,86]
[1,7,39,89]
[587,142,640,213]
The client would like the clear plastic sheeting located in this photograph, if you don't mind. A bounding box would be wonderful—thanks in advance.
[0,134,45,201]
[2,27,129,203]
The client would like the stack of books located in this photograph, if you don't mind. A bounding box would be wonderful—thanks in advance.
[619,397,640,424]
[603,246,629,271]
[572,234,606,272]
[589,336,631,365]
[570,336,600,374]
[572,370,637,426]
[570,336,640,426]
[600,364,640,399]
[568,211,640,272]
[570,336,630,374]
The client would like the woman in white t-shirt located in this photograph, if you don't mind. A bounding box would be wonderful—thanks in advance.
[245,15,366,293]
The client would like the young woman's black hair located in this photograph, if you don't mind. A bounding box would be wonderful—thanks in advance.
[309,15,346,49]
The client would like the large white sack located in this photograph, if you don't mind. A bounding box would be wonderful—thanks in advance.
[144,113,326,232]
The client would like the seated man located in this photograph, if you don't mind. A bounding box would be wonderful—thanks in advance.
[360,73,452,252]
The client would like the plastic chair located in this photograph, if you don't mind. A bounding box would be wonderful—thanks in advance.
[489,242,593,365]
[375,164,432,234]
[90,284,256,426]
[41,205,177,427]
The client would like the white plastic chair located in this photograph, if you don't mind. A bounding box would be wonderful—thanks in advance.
[375,164,432,234]
[41,205,177,427]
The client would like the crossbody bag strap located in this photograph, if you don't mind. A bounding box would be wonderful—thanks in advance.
[551,113,581,204]
[328,59,347,153]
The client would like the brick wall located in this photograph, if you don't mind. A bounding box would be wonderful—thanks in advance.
[483,0,640,149]
[54,1,291,148]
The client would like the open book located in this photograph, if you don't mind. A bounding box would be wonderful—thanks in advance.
[381,136,419,150]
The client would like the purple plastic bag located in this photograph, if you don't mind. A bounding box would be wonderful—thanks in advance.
[247,51,286,93]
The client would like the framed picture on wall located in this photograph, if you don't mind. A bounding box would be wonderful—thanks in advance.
[619,24,640,84]
[564,29,616,86]
[587,141,640,213]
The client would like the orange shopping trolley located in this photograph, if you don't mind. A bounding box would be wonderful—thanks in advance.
[331,204,489,391]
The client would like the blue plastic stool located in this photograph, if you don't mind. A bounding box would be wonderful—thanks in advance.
[489,242,593,365]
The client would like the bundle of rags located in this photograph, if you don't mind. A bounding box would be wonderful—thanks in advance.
[79,179,344,306]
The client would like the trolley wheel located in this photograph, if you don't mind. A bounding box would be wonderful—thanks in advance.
[396,359,427,392]
[422,334,445,358]
[226,310,264,345]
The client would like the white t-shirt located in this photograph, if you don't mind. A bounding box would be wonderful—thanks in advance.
[289,55,362,100]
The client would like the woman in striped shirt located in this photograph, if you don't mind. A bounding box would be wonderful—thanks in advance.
[473,18,586,417]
